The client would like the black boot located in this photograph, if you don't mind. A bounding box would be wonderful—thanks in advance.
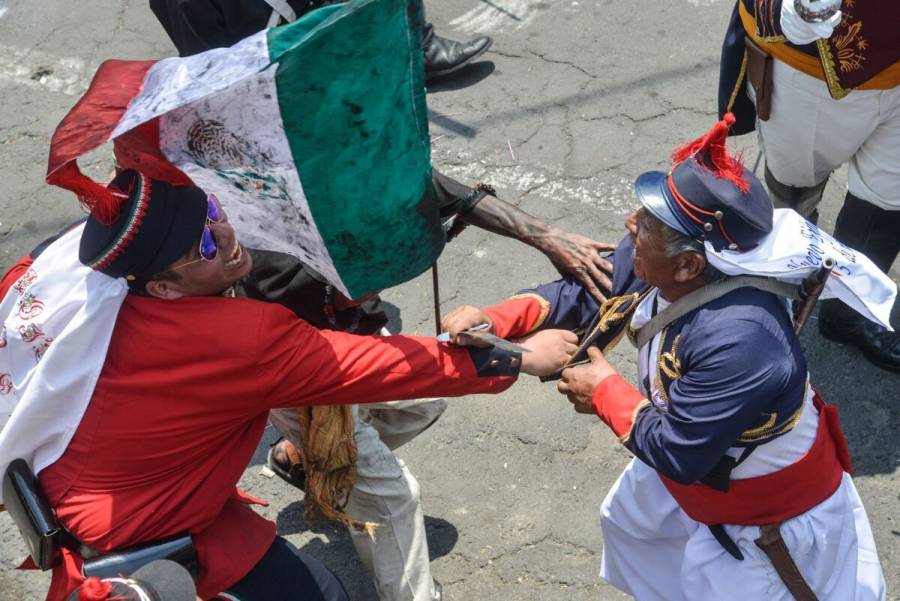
[819,192,900,372]
[764,165,827,225]
[423,22,492,82]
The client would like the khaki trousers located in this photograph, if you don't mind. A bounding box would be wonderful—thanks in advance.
[269,397,447,601]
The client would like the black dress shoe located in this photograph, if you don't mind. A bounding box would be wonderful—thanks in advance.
[816,192,900,373]
[819,300,900,373]
[423,23,492,81]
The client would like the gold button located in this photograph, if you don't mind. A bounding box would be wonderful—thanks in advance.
[490,359,500,367]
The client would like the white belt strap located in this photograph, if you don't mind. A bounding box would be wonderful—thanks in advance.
[264,0,298,26]
[634,276,799,349]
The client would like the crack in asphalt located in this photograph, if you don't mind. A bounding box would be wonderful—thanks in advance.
[489,49,527,60]
[526,50,598,79]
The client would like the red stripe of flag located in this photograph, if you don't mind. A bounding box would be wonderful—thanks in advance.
[47,59,156,178]
[46,59,191,217]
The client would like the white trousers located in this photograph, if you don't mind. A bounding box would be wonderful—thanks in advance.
[269,398,447,601]
[755,59,900,210]
[599,459,886,601]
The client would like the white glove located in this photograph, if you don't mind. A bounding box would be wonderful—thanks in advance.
[780,1,843,45]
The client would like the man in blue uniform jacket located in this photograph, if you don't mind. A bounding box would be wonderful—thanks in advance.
[442,115,886,600]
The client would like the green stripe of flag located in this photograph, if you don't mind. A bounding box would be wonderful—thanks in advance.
[267,0,441,298]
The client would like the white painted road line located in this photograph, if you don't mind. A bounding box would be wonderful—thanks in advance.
[450,0,544,34]
[0,44,88,96]
[438,150,636,215]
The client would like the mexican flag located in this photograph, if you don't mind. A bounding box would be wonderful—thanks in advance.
[47,0,442,298]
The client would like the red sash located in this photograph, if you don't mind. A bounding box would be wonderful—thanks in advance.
[659,394,852,526]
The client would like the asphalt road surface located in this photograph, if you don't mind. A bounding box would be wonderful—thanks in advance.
[0,0,898,599]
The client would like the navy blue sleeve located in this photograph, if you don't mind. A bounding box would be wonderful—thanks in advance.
[516,277,602,333]
[624,318,795,484]
[515,234,640,333]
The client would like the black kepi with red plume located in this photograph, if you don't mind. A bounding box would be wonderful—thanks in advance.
[75,170,208,282]
[634,113,773,252]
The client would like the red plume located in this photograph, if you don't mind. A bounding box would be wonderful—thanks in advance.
[78,577,113,601]
[671,113,749,193]
[46,161,123,225]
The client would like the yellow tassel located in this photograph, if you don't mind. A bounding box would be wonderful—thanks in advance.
[296,404,380,537]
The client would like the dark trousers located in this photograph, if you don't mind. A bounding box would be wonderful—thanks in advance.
[216,537,350,601]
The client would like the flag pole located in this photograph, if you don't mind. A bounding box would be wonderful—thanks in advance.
[432,262,441,336]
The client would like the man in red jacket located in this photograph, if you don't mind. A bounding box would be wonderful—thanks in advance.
[0,170,576,601]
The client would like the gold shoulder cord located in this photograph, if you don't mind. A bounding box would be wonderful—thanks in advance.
[816,39,853,99]
[725,50,749,113]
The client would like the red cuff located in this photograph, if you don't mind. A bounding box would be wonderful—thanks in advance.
[591,374,650,442]
[482,294,550,338]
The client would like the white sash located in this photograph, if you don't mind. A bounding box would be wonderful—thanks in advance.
[0,225,126,501]
[706,209,896,330]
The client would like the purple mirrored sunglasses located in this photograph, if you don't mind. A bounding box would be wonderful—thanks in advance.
[198,194,224,261]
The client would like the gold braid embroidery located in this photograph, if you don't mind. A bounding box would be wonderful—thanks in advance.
[653,327,673,409]
[740,412,777,438]
[557,289,649,371]
[595,294,638,332]
[624,289,655,347]
[737,401,805,443]
[816,38,853,99]
[658,334,682,380]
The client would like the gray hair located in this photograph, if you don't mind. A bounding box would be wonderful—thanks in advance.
[636,208,725,283]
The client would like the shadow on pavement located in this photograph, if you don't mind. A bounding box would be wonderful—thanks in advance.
[427,61,496,95]
[425,515,459,561]
[278,501,460,561]
[383,300,402,334]
[279,502,459,599]
[800,305,900,478]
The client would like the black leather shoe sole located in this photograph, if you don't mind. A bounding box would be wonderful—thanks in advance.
[425,38,493,81]
[820,318,900,374]
[267,441,307,491]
